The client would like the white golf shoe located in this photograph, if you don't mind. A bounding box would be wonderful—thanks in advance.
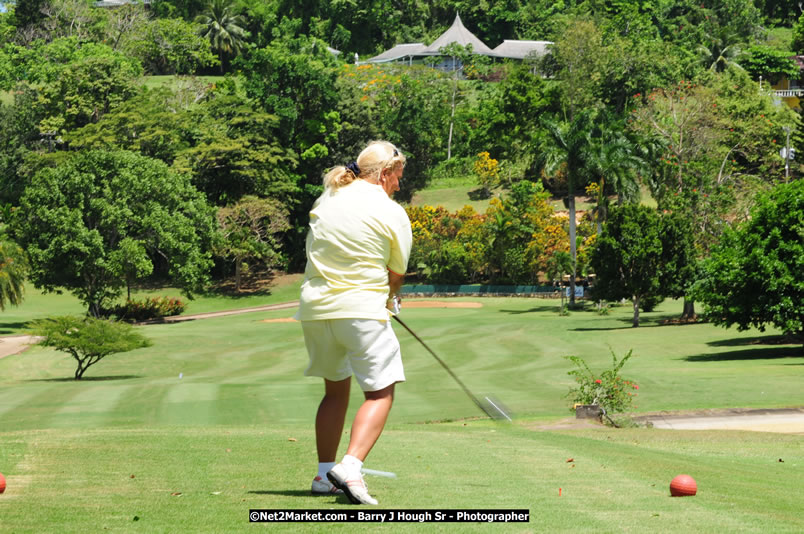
[327,463,378,505]
[311,476,343,495]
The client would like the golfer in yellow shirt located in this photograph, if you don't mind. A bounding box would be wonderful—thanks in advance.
[296,141,412,505]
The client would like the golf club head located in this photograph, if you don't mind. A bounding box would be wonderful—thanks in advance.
[479,395,513,422]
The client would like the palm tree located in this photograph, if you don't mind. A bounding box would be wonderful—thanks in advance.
[586,128,647,233]
[698,31,743,72]
[0,240,28,311]
[195,0,248,73]
[538,109,597,306]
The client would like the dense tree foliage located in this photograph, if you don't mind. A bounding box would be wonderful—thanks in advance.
[0,238,28,310]
[12,150,215,316]
[215,195,290,291]
[0,0,800,299]
[692,179,803,337]
[405,181,587,285]
[590,204,694,327]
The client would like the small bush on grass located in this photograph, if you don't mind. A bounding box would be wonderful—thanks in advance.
[110,296,186,322]
[596,302,611,315]
[31,316,152,379]
[565,349,639,424]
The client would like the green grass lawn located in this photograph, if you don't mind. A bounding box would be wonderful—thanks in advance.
[410,185,497,212]
[0,275,303,336]
[1,294,802,532]
[411,184,598,214]
[410,175,658,214]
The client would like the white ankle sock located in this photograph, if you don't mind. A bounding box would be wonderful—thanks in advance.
[318,462,335,479]
[342,454,363,471]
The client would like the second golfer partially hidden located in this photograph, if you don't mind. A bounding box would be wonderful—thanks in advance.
[295,141,412,505]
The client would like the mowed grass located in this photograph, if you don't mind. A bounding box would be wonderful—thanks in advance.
[410,178,657,214]
[1,295,802,532]
[0,275,303,335]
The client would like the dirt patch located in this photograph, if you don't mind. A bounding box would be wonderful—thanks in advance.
[527,417,607,432]
[403,300,482,309]
[0,335,40,360]
[261,317,298,323]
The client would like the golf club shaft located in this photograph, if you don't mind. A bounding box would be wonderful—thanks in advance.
[391,314,486,413]
[361,468,397,479]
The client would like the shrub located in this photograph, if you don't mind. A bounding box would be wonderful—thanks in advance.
[565,349,639,419]
[112,296,186,322]
[31,316,152,379]
[640,294,665,312]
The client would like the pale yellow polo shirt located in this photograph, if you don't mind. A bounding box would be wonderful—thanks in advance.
[295,179,412,321]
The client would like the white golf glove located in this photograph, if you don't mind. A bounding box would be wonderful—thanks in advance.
[387,295,401,315]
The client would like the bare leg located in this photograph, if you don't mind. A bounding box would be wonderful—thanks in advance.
[316,378,351,462]
[345,383,395,461]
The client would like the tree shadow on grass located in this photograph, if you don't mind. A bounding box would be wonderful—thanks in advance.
[572,314,700,331]
[683,346,803,362]
[707,335,803,347]
[248,490,310,496]
[468,187,492,200]
[207,268,280,298]
[26,375,142,382]
[0,321,32,335]
[501,306,561,314]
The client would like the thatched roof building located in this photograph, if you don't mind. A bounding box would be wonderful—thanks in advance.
[365,13,551,65]
[418,13,497,56]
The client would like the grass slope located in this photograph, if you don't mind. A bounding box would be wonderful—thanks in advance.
[410,177,657,214]
[0,275,303,336]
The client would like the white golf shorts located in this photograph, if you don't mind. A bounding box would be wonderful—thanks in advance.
[301,318,405,392]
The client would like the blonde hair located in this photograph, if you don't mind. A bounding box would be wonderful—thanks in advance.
[323,141,406,190]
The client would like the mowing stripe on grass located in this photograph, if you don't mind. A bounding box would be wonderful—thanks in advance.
[52,384,135,427]
[0,386,43,420]
[161,383,220,425]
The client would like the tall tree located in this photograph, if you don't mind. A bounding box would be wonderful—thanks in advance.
[631,72,799,317]
[0,239,28,310]
[466,63,554,170]
[548,18,606,120]
[215,196,290,292]
[172,90,300,206]
[12,0,47,29]
[12,150,215,317]
[692,179,803,339]
[239,36,340,268]
[590,204,693,327]
[585,121,647,234]
[195,0,248,73]
[29,44,143,136]
[538,109,598,305]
